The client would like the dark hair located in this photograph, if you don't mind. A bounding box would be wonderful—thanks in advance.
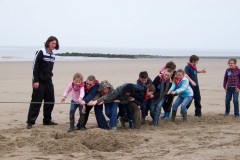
[228,58,237,64]
[44,36,59,50]
[189,55,199,63]
[177,69,185,75]
[122,83,134,95]
[166,61,176,70]
[139,71,148,79]
[87,75,96,81]
[165,68,173,74]
[146,83,155,92]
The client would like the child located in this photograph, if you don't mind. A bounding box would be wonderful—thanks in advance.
[185,55,206,117]
[152,68,174,127]
[136,71,153,123]
[88,80,118,131]
[61,73,85,132]
[223,58,240,117]
[168,69,193,123]
[159,61,177,120]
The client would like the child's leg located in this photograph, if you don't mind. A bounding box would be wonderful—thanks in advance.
[233,90,239,117]
[130,102,141,129]
[192,85,202,116]
[153,98,165,127]
[225,88,233,115]
[180,97,193,113]
[68,101,78,132]
[171,97,184,122]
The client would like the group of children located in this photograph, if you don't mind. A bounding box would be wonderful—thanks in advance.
[62,55,240,132]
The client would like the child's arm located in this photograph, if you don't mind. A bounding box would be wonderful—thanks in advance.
[82,104,86,114]
[61,83,72,103]
[167,83,176,94]
[175,80,189,94]
[197,68,206,73]
[185,74,196,86]
[78,86,85,103]
[223,70,228,90]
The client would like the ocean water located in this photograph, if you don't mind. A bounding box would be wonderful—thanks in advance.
[0,46,239,61]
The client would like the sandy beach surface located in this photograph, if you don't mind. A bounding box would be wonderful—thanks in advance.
[0,58,240,160]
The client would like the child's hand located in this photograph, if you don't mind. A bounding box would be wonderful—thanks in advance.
[114,100,120,103]
[61,97,66,103]
[82,107,86,114]
[171,91,177,95]
[201,68,207,73]
[80,100,86,106]
[236,88,240,93]
[129,97,135,102]
[167,91,171,95]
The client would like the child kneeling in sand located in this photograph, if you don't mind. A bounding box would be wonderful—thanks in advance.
[88,80,118,131]
[61,73,86,132]
[168,69,193,123]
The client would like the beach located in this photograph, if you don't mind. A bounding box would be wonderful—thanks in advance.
[0,58,240,160]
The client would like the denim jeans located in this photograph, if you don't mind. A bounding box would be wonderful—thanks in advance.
[141,99,154,120]
[78,104,109,129]
[105,102,118,127]
[153,98,165,126]
[70,100,83,114]
[225,87,239,116]
[172,96,193,113]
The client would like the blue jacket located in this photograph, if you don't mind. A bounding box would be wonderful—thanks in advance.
[83,81,100,103]
[169,77,193,97]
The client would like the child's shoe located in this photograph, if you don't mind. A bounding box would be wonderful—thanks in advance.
[163,112,170,120]
[129,120,134,129]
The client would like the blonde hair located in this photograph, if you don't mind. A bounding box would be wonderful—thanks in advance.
[73,73,83,81]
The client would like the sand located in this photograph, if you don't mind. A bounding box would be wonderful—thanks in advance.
[0,58,240,160]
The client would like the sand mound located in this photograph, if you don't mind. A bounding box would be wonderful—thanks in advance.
[0,127,143,156]
[80,128,142,152]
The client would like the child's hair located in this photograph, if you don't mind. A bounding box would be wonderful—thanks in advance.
[166,61,176,70]
[146,83,156,92]
[228,58,237,64]
[165,68,174,74]
[177,69,185,75]
[87,75,96,81]
[73,73,83,81]
[189,55,199,63]
[139,71,148,79]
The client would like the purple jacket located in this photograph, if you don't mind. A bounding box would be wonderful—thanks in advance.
[223,67,240,89]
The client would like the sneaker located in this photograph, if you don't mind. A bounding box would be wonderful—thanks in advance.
[43,121,58,125]
[26,123,32,129]
[111,127,117,132]
[224,113,229,116]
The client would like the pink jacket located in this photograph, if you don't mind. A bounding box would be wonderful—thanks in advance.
[63,82,85,104]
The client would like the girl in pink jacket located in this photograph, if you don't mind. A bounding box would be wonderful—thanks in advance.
[61,73,85,132]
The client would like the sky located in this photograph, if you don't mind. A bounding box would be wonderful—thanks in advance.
[0,0,240,51]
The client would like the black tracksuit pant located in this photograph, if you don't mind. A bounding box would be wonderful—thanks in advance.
[186,85,202,116]
[27,80,55,125]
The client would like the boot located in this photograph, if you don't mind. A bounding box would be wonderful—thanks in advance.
[163,112,170,120]
[161,112,166,119]
[129,120,134,129]
[76,114,86,130]
[183,112,188,123]
[68,113,75,132]
[171,110,177,122]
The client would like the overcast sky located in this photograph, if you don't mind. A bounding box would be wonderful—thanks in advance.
[0,0,239,50]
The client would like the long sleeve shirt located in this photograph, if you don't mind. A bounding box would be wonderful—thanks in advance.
[169,77,193,97]
[63,82,85,103]
[223,67,240,89]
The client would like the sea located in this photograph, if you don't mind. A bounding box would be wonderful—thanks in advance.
[0,46,239,61]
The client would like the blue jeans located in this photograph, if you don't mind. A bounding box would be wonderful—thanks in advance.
[153,98,165,126]
[70,100,83,114]
[225,87,239,116]
[105,102,118,127]
[172,96,193,113]
[141,99,154,120]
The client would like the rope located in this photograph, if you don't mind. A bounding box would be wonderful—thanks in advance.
[0,102,76,105]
